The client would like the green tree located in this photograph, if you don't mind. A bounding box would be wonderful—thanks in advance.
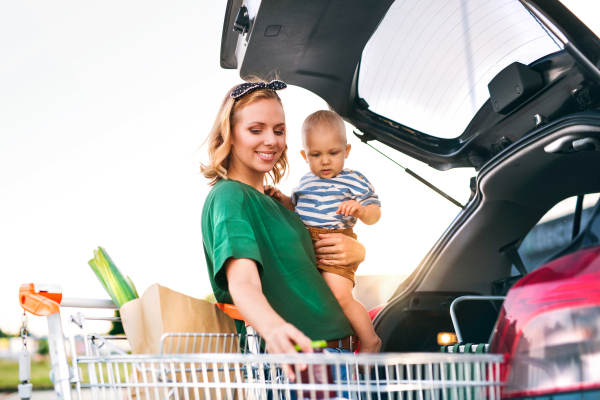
[37,339,49,355]
[0,328,8,338]
[108,310,124,335]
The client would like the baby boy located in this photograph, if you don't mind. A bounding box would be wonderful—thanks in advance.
[272,110,382,353]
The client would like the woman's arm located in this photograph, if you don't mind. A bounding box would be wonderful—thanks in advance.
[313,233,366,266]
[225,258,313,356]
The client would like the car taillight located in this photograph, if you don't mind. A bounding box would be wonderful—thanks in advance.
[368,303,386,321]
[505,306,600,398]
[490,246,600,398]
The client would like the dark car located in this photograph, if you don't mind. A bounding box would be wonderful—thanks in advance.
[220,0,600,398]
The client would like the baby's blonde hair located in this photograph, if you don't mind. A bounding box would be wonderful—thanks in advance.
[199,85,288,186]
[301,110,346,149]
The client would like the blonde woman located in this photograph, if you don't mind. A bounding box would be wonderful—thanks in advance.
[200,81,366,362]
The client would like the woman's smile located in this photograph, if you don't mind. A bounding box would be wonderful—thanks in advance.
[256,151,276,161]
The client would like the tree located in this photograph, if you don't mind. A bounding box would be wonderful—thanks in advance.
[38,338,49,355]
[0,328,8,338]
[109,310,125,335]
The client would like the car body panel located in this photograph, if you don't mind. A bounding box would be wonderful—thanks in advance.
[221,0,600,171]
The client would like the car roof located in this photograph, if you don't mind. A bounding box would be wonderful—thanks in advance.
[221,0,600,171]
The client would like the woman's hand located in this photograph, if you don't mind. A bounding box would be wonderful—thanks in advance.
[314,233,366,266]
[264,322,313,353]
[262,322,312,380]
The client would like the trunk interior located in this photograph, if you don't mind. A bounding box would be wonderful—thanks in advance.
[375,112,600,352]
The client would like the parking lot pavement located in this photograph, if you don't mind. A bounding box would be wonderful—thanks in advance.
[0,390,94,400]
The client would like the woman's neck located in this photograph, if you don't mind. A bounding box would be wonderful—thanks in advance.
[226,165,265,192]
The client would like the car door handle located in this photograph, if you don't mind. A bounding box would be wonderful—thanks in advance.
[572,137,600,151]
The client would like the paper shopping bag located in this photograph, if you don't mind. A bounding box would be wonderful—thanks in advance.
[120,283,237,354]
[120,284,239,400]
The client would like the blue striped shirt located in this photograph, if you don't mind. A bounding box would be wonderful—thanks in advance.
[291,169,381,229]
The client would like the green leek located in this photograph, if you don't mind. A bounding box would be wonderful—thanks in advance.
[88,247,138,308]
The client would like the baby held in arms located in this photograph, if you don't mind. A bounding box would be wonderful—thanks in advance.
[269,110,382,353]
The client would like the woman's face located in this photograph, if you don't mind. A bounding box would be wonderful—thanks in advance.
[230,98,286,181]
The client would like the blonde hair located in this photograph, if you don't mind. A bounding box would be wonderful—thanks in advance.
[199,85,288,186]
[301,110,346,149]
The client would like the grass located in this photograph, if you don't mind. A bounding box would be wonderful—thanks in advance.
[0,359,53,391]
[0,359,110,392]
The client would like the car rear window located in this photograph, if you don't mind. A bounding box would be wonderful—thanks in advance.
[358,0,563,139]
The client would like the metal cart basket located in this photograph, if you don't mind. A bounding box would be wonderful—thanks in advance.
[18,284,504,400]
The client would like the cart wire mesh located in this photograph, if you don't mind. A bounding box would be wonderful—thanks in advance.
[73,352,503,400]
[61,308,503,400]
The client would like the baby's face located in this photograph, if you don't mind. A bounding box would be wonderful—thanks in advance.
[301,127,350,179]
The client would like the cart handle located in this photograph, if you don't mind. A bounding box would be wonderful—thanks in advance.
[19,284,62,316]
[215,303,249,326]
[19,283,119,316]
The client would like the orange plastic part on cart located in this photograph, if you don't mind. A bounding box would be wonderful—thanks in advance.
[215,303,245,321]
[19,284,62,316]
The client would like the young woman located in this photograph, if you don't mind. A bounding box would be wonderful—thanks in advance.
[200,81,367,359]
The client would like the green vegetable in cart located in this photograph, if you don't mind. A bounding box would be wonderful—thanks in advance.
[88,247,138,308]
[294,340,327,351]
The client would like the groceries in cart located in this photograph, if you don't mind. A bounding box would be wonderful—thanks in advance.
[86,246,240,355]
[88,247,139,308]
[120,283,238,354]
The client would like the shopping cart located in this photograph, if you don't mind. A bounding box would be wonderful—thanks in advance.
[18,284,505,400]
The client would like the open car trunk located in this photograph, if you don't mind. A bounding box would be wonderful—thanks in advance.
[375,113,600,351]
[220,0,600,353]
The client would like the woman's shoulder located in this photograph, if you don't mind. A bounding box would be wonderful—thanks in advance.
[209,179,246,197]
[203,180,253,224]
[204,179,248,208]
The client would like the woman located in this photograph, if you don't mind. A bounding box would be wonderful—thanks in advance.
[200,80,366,358]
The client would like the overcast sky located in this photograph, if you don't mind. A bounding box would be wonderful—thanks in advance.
[1,0,595,336]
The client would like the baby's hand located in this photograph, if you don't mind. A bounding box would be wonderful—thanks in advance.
[264,185,284,202]
[336,200,365,218]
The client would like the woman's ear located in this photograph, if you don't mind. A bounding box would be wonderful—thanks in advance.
[300,150,308,163]
[345,144,351,159]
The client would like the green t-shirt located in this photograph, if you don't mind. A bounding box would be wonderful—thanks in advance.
[201,179,354,341]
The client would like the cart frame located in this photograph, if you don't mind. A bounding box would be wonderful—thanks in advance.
[19,284,505,400]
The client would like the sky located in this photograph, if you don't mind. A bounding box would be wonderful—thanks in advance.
[0,0,595,337]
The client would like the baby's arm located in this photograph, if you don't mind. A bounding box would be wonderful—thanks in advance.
[264,185,295,212]
[277,194,296,212]
[337,201,381,225]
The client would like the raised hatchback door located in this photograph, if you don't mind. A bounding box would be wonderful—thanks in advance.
[221,0,600,171]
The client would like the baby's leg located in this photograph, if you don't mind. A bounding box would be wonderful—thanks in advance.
[321,271,381,353]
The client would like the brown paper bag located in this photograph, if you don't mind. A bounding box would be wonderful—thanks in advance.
[120,284,239,400]
[121,283,237,354]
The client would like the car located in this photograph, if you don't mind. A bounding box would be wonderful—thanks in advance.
[220,0,600,398]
